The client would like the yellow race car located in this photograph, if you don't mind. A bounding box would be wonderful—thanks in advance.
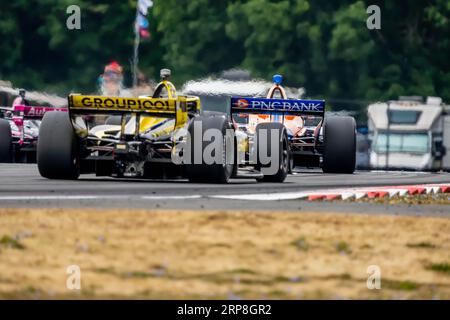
[37,69,206,180]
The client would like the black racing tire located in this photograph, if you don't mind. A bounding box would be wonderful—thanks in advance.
[256,122,289,183]
[37,112,80,180]
[0,119,12,163]
[185,114,235,183]
[288,152,294,174]
[322,116,356,174]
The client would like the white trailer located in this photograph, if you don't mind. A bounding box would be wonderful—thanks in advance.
[368,96,450,171]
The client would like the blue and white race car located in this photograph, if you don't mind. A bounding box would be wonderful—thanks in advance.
[227,75,357,182]
[179,74,356,183]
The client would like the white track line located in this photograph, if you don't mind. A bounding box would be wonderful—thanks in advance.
[141,195,202,200]
[210,192,310,201]
[0,195,102,201]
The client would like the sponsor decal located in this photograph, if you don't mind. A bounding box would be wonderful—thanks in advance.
[231,97,325,113]
[236,99,249,109]
[13,105,67,118]
[27,107,47,117]
[71,96,176,112]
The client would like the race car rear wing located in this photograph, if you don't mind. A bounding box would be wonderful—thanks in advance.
[68,94,200,130]
[13,105,68,119]
[1,106,67,119]
[230,97,325,117]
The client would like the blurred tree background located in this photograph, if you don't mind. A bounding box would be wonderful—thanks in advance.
[0,0,449,111]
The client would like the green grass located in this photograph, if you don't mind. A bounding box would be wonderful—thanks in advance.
[427,263,450,274]
[406,242,437,249]
[337,273,352,280]
[94,267,116,274]
[0,235,25,250]
[122,271,157,279]
[225,268,257,275]
[291,237,309,251]
[335,241,352,254]
[384,280,419,291]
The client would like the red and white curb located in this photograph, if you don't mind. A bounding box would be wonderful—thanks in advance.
[0,185,448,202]
[210,184,450,201]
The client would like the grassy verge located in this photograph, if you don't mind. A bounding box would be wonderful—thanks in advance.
[0,208,449,299]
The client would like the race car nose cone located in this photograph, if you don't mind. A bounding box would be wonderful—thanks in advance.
[273,74,283,85]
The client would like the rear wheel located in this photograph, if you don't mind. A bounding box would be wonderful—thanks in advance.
[322,116,356,174]
[256,122,289,183]
[0,119,12,163]
[185,114,235,183]
[37,112,80,179]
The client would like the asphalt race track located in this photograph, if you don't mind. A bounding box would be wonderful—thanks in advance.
[0,164,449,216]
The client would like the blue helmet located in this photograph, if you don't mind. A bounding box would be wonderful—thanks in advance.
[273,74,283,85]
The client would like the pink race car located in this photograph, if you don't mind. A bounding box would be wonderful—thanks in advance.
[0,105,67,163]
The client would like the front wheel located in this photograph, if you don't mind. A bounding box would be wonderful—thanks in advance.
[37,112,80,180]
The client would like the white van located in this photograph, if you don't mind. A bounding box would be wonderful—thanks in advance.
[368,97,450,171]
